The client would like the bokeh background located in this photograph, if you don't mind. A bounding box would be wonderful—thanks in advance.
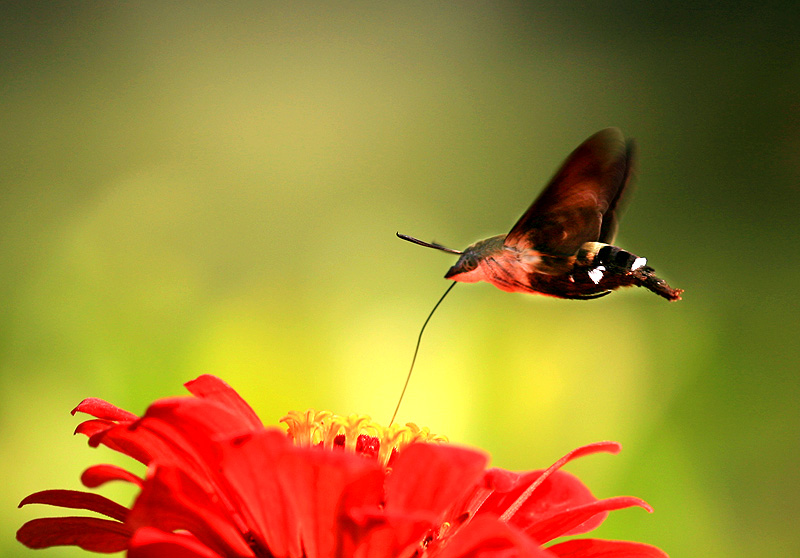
[2,2,799,557]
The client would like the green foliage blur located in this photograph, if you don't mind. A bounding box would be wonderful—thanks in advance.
[3,3,799,557]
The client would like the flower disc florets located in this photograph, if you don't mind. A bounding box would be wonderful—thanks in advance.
[281,409,447,466]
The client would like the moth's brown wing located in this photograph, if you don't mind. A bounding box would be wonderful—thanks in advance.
[598,138,636,244]
[505,128,633,257]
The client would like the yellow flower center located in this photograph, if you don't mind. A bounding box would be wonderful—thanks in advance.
[281,410,447,467]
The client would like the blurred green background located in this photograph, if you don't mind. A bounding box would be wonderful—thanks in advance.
[2,2,799,557]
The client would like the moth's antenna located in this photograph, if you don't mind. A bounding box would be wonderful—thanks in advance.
[389,281,457,426]
[397,232,463,255]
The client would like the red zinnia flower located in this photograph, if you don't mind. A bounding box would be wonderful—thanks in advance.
[18,375,667,558]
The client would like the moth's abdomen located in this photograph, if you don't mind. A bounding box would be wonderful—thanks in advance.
[598,245,648,271]
[577,242,647,272]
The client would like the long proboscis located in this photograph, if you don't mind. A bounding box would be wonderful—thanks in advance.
[396,232,463,255]
[388,281,457,426]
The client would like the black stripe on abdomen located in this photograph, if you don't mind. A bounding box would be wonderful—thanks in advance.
[596,245,639,270]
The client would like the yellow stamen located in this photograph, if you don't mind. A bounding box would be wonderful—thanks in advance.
[281,410,447,467]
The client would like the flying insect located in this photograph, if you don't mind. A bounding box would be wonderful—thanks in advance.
[398,128,682,301]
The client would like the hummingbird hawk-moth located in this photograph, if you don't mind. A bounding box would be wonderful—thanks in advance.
[398,128,682,301]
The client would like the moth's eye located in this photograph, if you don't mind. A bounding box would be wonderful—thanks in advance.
[461,257,478,272]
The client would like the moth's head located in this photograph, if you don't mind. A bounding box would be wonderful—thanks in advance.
[444,235,504,282]
[444,253,479,280]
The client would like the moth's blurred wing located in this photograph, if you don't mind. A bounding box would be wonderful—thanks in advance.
[598,138,636,244]
[505,128,635,256]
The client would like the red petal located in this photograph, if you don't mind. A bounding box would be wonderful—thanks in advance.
[524,496,653,543]
[215,430,302,558]
[82,420,157,464]
[548,538,668,558]
[480,470,600,533]
[278,439,385,558]
[19,489,129,522]
[17,517,131,552]
[337,506,434,558]
[386,443,488,521]
[483,467,523,492]
[129,527,225,558]
[74,418,115,438]
[435,514,554,558]
[128,464,253,558]
[142,396,263,439]
[184,375,263,430]
[545,442,621,469]
[137,396,266,470]
[88,397,251,474]
[493,442,621,524]
[126,397,267,497]
[82,464,144,488]
[72,397,138,422]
